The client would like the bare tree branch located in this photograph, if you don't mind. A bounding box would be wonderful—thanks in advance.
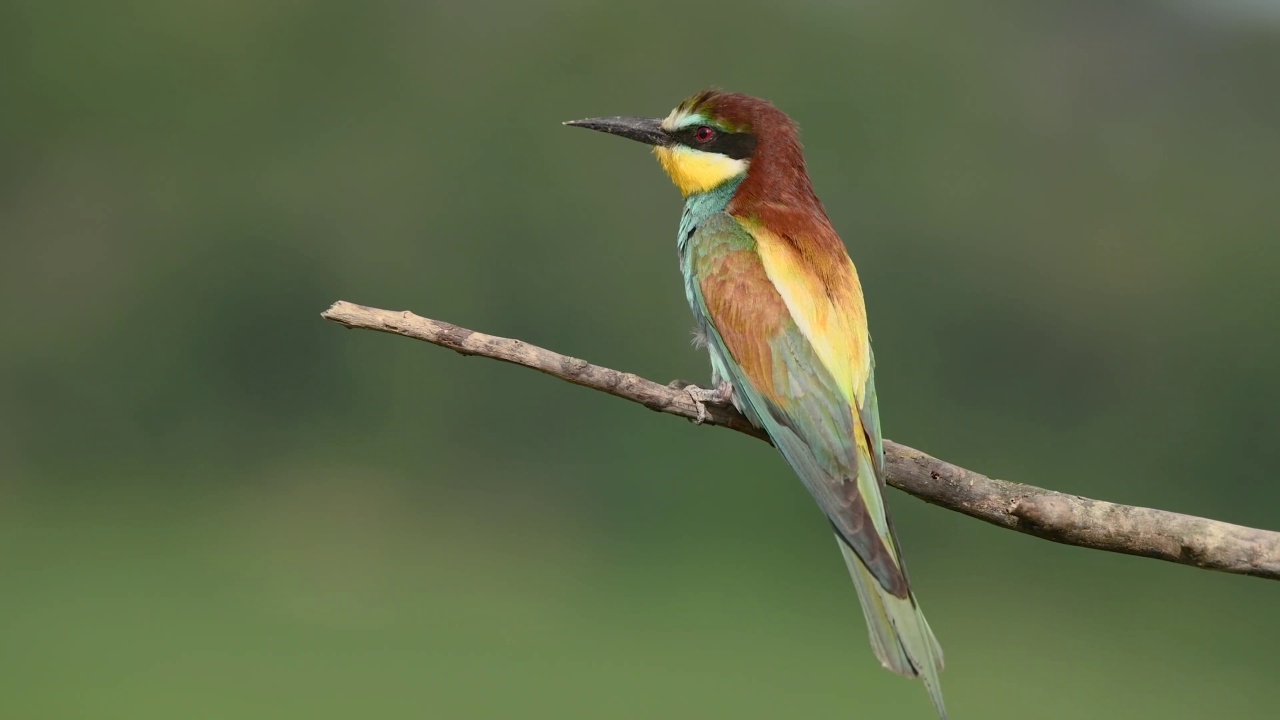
[321,300,1280,582]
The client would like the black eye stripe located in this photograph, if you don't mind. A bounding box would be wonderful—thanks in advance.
[674,126,757,160]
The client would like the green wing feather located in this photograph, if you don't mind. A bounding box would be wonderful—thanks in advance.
[685,213,947,718]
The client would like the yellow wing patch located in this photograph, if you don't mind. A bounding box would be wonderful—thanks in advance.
[745,220,871,404]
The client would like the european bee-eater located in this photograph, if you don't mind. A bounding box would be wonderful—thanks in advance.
[566,90,946,718]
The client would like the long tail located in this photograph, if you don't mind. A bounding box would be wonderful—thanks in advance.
[837,536,947,719]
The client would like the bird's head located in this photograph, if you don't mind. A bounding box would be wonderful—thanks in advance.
[566,90,799,197]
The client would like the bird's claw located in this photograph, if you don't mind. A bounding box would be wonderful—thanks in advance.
[681,381,733,425]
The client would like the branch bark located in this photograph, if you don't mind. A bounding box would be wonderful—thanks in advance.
[321,300,1280,582]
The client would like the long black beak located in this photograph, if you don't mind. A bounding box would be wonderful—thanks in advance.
[563,116,668,146]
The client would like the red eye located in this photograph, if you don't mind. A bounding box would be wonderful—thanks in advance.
[695,125,715,142]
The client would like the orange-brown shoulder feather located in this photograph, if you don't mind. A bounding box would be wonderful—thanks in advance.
[735,211,870,403]
[697,242,791,406]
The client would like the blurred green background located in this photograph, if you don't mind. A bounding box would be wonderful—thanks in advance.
[3,1,1278,717]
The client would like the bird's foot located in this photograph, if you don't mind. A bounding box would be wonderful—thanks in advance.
[678,380,734,425]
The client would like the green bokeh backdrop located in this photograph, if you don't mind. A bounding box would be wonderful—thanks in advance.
[3,1,1278,718]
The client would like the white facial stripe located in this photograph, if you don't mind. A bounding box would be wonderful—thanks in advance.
[661,110,707,132]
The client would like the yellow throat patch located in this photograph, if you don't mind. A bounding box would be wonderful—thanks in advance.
[653,145,749,196]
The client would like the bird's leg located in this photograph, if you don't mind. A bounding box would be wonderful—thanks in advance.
[675,379,734,425]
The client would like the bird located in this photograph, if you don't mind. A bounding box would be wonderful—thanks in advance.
[565,90,947,718]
